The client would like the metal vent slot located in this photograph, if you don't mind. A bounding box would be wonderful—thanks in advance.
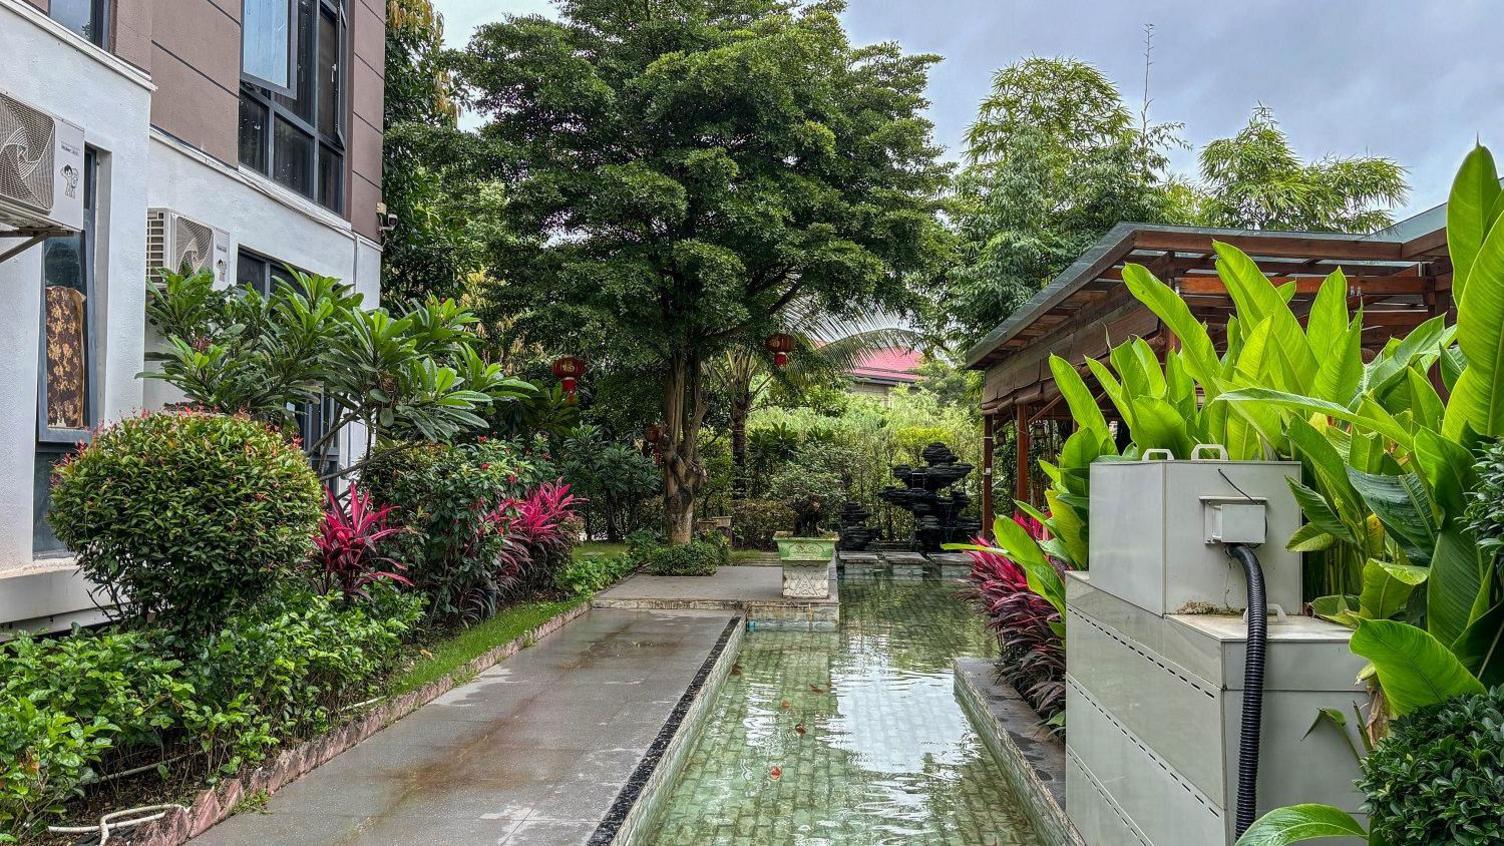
[0,90,57,214]
[146,211,167,278]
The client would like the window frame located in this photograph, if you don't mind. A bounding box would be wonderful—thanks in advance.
[240,0,298,96]
[49,0,110,49]
[36,147,100,446]
[238,0,348,213]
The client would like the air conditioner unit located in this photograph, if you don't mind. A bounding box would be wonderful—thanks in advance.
[0,88,85,233]
[147,209,229,284]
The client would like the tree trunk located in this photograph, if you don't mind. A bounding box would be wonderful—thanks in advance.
[730,382,751,500]
[662,348,707,545]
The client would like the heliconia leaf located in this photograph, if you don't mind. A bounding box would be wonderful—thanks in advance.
[1287,480,1355,543]
[1306,269,1350,355]
[1446,144,1502,303]
[1358,559,1426,621]
[1452,601,1504,687]
[1426,527,1487,648]
[1048,355,1109,442]
[1349,618,1484,716]
[1219,387,1415,451]
[1286,522,1336,553]
[1121,263,1223,393]
[1233,804,1367,846]
[1445,189,1504,438]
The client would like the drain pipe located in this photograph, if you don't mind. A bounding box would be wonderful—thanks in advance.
[1224,543,1267,837]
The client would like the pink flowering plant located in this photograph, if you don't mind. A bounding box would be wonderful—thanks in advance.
[314,485,411,600]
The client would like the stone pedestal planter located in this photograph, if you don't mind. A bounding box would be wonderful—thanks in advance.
[775,536,835,599]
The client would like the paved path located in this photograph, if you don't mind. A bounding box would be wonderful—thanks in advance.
[191,609,734,846]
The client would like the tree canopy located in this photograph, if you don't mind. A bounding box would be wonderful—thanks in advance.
[451,0,951,541]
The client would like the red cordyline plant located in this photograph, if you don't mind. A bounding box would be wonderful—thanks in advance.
[315,485,411,599]
[966,514,1065,727]
[485,480,583,587]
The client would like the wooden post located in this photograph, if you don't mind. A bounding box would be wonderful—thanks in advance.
[1015,404,1031,507]
[980,413,995,539]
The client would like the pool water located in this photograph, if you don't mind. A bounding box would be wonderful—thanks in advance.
[644,576,1044,846]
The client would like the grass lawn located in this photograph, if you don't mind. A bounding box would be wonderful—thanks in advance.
[574,541,630,559]
[731,548,776,563]
[387,596,585,696]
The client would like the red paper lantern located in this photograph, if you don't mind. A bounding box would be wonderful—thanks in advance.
[764,333,794,367]
[551,356,587,400]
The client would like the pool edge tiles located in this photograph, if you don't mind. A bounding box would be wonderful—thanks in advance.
[592,616,747,846]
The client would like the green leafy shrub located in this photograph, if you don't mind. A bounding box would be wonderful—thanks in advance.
[362,438,542,624]
[769,465,844,536]
[639,534,727,576]
[183,584,423,741]
[1464,438,1504,555]
[731,499,795,550]
[48,410,323,630]
[1357,686,1504,845]
[0,697,113,838]
[559,426,661,541]
[555,553,638,595]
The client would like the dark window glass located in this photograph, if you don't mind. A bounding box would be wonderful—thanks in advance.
[238,96,269,172]
[273,118,313,195]
[242,0,292,91]
[50,0,107,47]
[275,0,315,122]
[318,146,342,212]
[35,149,98,556]
[237,251,272,296]
[317,8,340,137]
[239,0,345,211]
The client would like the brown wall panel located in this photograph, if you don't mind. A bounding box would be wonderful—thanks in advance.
[351,52,382,130]
[352,0,385,79]
[148,42,239,164]
[27,0,47,12]
[112,0,152,70]
[350,172,381,241]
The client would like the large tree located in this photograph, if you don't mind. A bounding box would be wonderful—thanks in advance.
[946,58,1178,345]
[1196,105,1408,232]
[382,0,474,303]
[453,0,950,543]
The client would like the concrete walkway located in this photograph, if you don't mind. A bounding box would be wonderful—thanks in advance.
[593,565,838,630]
[191,609,734,846]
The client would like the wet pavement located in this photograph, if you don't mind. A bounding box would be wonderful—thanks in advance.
[189,609,735,846]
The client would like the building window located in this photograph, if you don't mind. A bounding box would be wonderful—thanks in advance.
[50,0,109,47]
[239,0,345,213]
[35,148,98,555]
[235,249,340,475]
[241,0,295,93]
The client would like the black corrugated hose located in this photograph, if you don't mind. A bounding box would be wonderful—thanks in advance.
[1226,543,1267,837]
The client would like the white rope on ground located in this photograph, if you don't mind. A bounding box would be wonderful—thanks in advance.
[47,803,190,845]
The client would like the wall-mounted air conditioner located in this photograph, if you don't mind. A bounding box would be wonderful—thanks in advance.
[147,208,229,284]
[0,88,85,233]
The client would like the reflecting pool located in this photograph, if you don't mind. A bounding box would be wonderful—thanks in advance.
[645,576,1043,846]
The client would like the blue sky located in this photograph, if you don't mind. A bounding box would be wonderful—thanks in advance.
[433,0,1502,218]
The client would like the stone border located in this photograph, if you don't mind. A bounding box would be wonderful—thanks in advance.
[591,616,745,846]
[954,658,1085,846]
[132,602,591,846]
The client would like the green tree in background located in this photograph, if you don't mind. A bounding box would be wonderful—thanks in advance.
[453,0,951,543]
[382,0,474,303]
[946,58,1179,345]
[1195,104,1408,232]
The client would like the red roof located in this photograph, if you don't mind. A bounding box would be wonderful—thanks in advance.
[849,347,922,384]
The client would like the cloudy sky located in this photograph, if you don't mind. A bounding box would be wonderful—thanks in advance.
[433,0,1501,218]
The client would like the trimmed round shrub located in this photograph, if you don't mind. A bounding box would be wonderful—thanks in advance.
[639,533,727,576]
[731,498,795,550]
[1358,686,1504,845]
[48,410,322,630]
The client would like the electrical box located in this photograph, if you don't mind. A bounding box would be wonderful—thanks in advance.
[1088,453,1303,615]
[1064,573,1368,846]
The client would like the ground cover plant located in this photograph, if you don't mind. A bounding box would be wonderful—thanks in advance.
[964,519,1064,727]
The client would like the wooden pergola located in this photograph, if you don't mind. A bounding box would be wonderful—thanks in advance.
[964,221,1453,536]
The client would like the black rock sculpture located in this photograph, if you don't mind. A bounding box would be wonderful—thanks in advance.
[877,442,980,552]
[837,501,876,551]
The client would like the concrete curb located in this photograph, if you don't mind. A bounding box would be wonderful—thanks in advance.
[954,658,1085,846]
[134,601,590,846]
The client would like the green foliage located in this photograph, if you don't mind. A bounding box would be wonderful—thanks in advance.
[1235,804,1368,845]
[361,438,544,625]
[555,551,638,596]
[1196,105,1407,232]
[1358,687,1504,845]
[948,57,1178,343]
[732,499,796,550]
[143,268,533,476]
[182,584,422,741]
[0,695,113,837]
[453,0,952,540]
[48,410,323,631]
[637,534,728,576]
[769,464,843,536]
[559,426,660,541]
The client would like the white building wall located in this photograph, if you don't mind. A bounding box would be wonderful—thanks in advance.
[0,0,384,632]
[0,0,154,631]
